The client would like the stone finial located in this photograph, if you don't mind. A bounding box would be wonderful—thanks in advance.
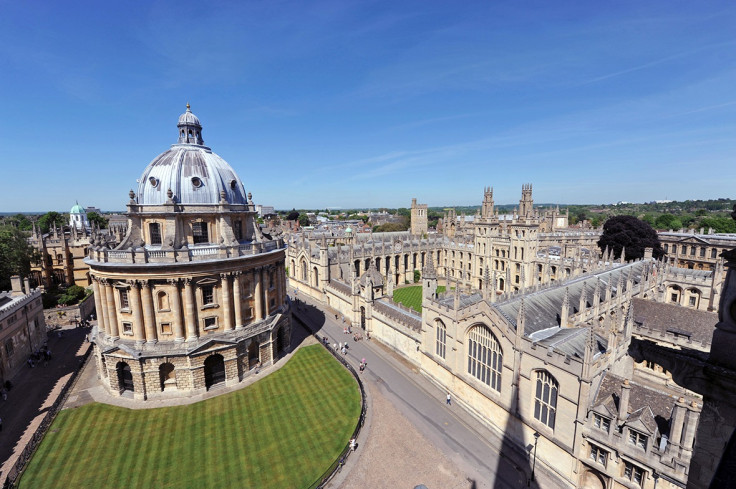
[129,189,136,201]
[220,190,227,202]
[167,188,173,200]
[247,192,253,203]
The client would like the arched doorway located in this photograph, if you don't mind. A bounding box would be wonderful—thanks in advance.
[204,354,226,389]
[159,363,175,391]
[248,341,260,369]
[360,306,366,330]
[580,470,605,489]
[116,362,134,393]
[273,327,288,359]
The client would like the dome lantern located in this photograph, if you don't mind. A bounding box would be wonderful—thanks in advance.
[177,103,204,145]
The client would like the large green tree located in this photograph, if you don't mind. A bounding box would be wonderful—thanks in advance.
[87,211,108,229]
[38,211,64,234]
[598,216,664,261]
[0,225,35,291]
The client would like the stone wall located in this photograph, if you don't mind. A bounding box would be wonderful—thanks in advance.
[44,293,96,328]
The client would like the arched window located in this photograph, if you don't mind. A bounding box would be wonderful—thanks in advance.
[534,370,558,429]
[467,325,502,391]
[436,321,447,359]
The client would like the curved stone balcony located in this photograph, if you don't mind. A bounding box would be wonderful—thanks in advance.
[86,239,284,266]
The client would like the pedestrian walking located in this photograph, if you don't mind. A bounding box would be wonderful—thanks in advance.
[349,438,356,451]
[446,393,452,405]
[341,346,347,355]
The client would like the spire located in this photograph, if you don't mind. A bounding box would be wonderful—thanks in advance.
[483,266,491,300]
[560,287,570,327]
[579,282,587,315]
[619,246,626,264]
[516,298,525,333]
[490,269,497,303]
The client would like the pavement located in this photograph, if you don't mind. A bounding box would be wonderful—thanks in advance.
[0,323,90,482]
[292,291,567,489]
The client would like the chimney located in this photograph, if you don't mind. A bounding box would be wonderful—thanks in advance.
[10,275,23,296]
[644,247,653,259]
[618,379,631,423]
[24,277,31,293]
[668,397,687,448]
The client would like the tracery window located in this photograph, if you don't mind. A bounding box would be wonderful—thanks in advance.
[467,325,502,391]
[534,370,558,429]
[436,321,447,359]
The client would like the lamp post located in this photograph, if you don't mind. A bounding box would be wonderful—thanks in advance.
[531,431,540,483]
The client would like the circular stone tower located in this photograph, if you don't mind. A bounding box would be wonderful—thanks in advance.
[86,105,290,400]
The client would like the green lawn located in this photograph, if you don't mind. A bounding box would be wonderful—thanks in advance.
[393,285,446,312]
[18,345,361,489]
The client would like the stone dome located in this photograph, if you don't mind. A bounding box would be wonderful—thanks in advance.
[136,106,248,206]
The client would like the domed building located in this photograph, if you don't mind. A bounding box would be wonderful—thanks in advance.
[86,105,290,400]
[69,201,90,231]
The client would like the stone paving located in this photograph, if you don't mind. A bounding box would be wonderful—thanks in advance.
[0,324,90,482]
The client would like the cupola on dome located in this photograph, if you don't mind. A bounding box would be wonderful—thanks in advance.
[136,105,248,206]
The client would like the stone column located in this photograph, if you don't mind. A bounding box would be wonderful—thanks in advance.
[277,264,285,307]
[682,401,701,452]
[91,277,106,335]
[184,278,198,341]
[169,279,185,342]
[233,272,243,330]
[130,281,145,347]
[221,273,234,331]
[141,280,157,344]
[254,267,263,321]
[669,397,687,448]
[104,280,119,339]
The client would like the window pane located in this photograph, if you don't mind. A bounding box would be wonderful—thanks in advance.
[534,401,540,419]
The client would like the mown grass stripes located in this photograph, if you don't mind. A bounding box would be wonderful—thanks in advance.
[18,345,361,489]
[393,285,447,312]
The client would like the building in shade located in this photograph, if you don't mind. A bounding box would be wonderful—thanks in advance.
[86,105,290,400]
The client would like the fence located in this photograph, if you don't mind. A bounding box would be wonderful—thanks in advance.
[2,346,92,489]
[292,313,368,489]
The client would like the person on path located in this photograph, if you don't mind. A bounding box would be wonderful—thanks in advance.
[446,393,452,405]
[349,438,356,451]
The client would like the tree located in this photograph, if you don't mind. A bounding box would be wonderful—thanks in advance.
[298,214,310,227]
[286,210,299,221]
[87,211,108,229]
[0,225,35,291]
[38,211,64,234]
[597,216,664,261]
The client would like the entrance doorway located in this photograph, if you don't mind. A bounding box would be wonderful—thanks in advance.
[116,362,134,393]
[204,354,226,389]
[360,306,366,330]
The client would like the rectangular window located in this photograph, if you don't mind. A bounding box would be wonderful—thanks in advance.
[593,414,610,433]
[628,429,648,450]
[712,248,718,259]
[671,293,678,302]
[700,247,706,257]
[664,244,669,253]
[233,220,243,241]
[690,246,696,256]
[5,340,14,356]
[202,285,214,305]
[160,322,172,335]
[149,223,162,246]
[689,296,697,306]
[122,322,133,335]
[204,317,217,330]
[245,307,253,318]
[119,289,130,310]
[436,324,447,359]
[624,462,645,485]
[192,221,209,244]
[589,444,607,466]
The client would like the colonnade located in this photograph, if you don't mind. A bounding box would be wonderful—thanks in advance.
[91,262,287,344]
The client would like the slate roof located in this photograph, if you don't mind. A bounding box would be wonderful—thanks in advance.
[631,298,716,346]
[593,372,679,435]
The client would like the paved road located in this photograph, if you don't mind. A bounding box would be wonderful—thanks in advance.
[0,324,90,482]
[292,294,563,489]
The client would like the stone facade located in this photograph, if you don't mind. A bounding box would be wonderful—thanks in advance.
[410,198,428,236]
[0,276,47,385]
[86,106,290,400]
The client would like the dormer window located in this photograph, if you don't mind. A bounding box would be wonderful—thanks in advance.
[628,429,648,450]
[593,413,610,433]
[191,177,202,188]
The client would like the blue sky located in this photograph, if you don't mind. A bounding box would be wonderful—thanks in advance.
[1,1,735,212]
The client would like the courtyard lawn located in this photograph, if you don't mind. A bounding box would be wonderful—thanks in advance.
[393,285,446,312]
[18,345,361,489]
